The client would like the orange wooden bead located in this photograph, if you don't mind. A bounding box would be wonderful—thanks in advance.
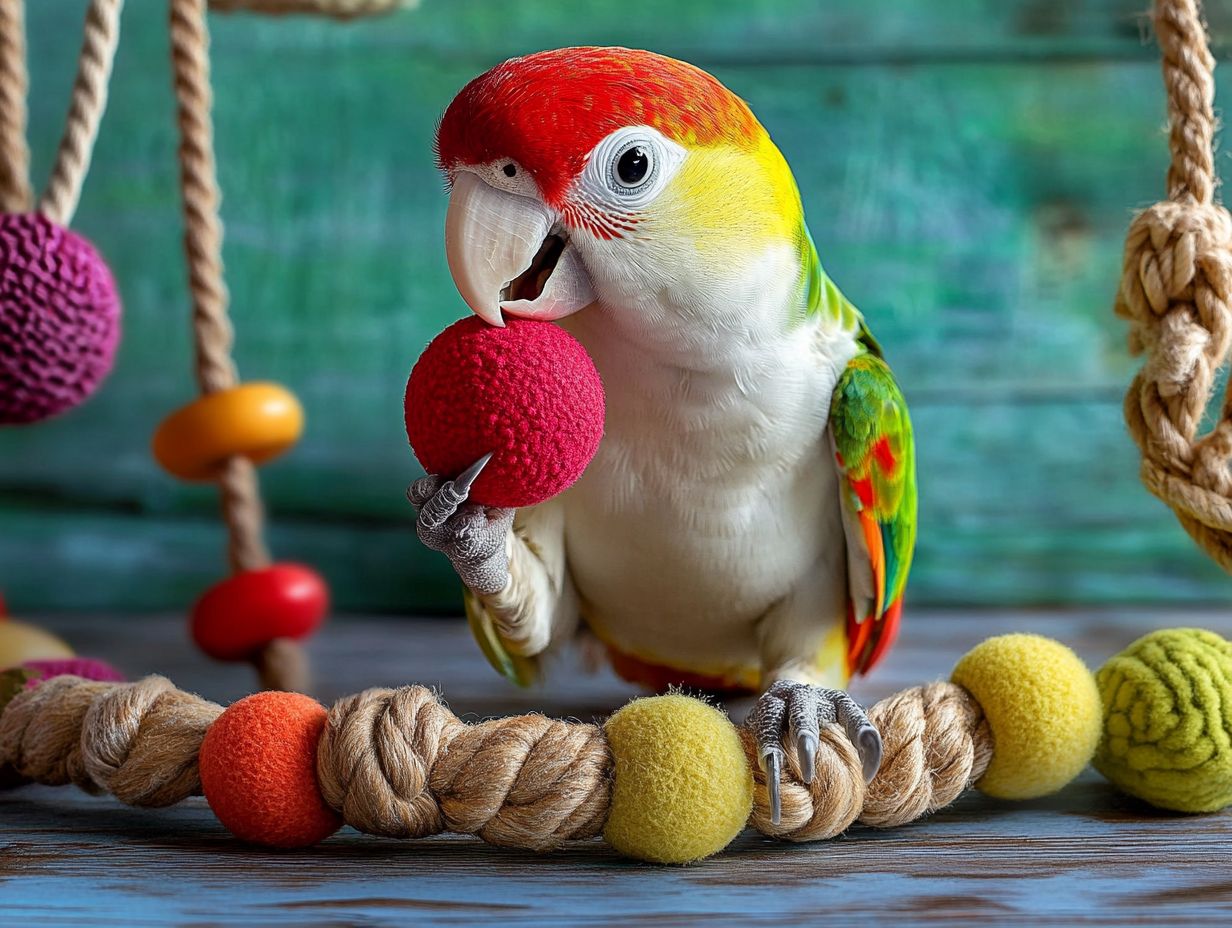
[191,563,328,661]
[199,691,342,848]
[152,382,303,481]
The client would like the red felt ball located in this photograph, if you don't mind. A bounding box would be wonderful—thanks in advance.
[191,563,329,661]
[199,691,342,848]
[0,214,121,425]
[404,317,605,508]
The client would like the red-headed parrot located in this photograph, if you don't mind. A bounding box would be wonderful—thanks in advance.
[408,47,917,821]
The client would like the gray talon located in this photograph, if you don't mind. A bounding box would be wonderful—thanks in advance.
[751,679,882,821]
[857,724,883,783]
[797,731,819,784]
[763,749,783,825]
[454,451,494,494]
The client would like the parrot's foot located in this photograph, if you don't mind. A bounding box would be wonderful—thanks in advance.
[407,455,514,596]
[748,680,882,825]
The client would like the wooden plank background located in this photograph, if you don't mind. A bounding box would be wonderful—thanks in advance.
[3,0,1232,613]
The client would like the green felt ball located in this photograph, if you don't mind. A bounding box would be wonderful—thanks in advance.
[1095,628,1232,813]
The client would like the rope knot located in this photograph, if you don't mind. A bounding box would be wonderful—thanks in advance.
[81,675,222,805]
[1116,0,1232,572]
[0,675,220,805]
[1120,199,1232,564]
[1117,201,1232,360]
[316,685,466,839]
[861,682,991,827]
[317,686,612,849]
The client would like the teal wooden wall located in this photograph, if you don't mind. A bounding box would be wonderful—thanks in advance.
[3,1,1232,613]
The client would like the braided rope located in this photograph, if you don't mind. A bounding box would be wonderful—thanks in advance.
[168,0,303,690]
[37,0,125,226]
[0,675,993,850]
[0,0,30,213]
[1118,0,1232,569]
[0,675,221,805]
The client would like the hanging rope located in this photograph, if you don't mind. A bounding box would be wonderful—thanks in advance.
[1117,0,1232,569]
[168,0,302,691]
[0,0,30,213]
[0,0,124,224]
[37,0,125,226]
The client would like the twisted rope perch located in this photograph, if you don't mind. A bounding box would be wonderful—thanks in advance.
[1118,0,1232,569]
[0,675,991,850]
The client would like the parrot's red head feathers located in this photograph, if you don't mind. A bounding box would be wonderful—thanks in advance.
[435,47,761,206]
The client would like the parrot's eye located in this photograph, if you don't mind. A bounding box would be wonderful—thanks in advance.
[614,146,650,187]
[580,126,685,212]
[502,163,517,178]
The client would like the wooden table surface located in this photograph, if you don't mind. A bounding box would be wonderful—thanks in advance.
[3,608,1231,926]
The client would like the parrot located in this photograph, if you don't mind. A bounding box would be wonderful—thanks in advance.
[408,47,917,822]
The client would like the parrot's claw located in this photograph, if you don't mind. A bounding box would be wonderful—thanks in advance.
[748,680,882,824]
[760,747,784,826]
[453,451,494,495]
[407,455,514,596]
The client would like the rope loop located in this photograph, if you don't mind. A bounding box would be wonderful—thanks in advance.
[1119,0,1232,569]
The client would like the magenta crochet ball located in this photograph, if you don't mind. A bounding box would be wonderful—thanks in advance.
[405,316,605,508]
[22,657,125,689]
[0,213,121,425]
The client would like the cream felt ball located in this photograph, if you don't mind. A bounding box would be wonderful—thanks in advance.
[404,317,604,508]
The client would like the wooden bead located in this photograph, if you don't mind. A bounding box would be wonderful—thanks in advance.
[0,619,75,669]
[152,382,303,481]
[191,564,328,661]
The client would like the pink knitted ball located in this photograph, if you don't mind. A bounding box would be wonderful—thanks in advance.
[21,657,125,689]
[404,317,605,508]
[0,213,121,425]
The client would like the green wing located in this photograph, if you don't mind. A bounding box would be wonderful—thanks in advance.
[807,230,917,675]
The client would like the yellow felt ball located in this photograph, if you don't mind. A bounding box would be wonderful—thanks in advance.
[604,694,752,864]
[0,618,75,668]
[951,633,1100,800]
[1094,628,1232,813]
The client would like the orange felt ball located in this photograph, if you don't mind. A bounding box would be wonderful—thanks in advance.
[199,691,342,848]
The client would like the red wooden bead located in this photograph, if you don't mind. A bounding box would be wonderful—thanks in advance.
[191,564,329,661]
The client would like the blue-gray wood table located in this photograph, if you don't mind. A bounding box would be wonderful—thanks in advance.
[3,609,1231,925]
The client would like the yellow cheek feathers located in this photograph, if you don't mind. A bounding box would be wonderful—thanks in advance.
[659,133,803,260]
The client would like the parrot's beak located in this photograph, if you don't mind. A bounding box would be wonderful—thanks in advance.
[445,171,596,327]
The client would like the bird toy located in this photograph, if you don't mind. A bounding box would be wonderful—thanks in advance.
[1,629,1229,864]
[2,1,411,694]
[0,0,123,425]
[3,0,1232,874]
